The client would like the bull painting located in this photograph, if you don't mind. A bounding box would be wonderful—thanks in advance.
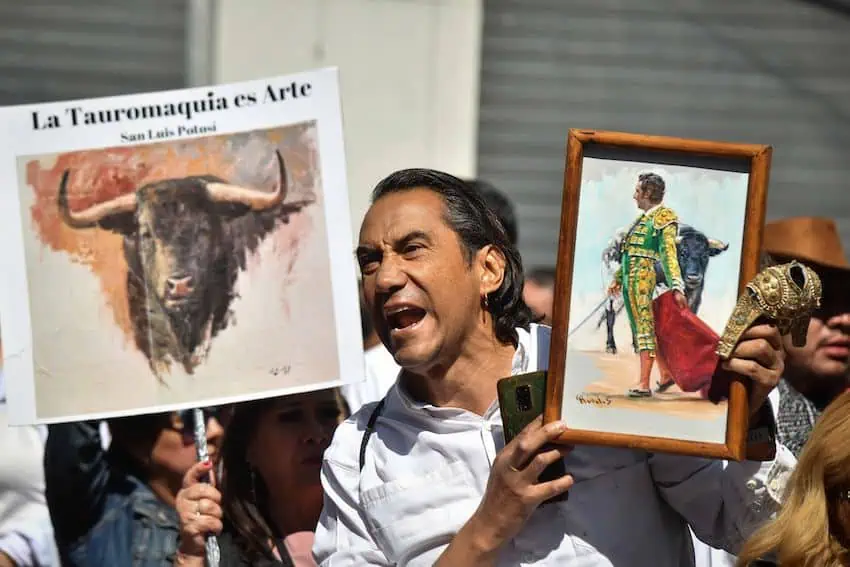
[598,223,729,354]
[56,150,312,381]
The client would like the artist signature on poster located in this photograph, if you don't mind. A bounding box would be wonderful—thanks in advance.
[576,393,612,407]
[269,365,292,377]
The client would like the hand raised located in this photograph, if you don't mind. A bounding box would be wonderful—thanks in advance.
[175,459,224,558]
[720,323,785,416]
[470,416,574,552]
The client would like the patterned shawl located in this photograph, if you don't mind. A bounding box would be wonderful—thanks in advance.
[776,378,821,458]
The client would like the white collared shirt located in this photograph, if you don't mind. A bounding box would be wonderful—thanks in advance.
[313,324,796,566]
[690,387,784,567]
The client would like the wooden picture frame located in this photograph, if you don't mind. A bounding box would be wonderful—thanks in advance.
[544,129,772,460]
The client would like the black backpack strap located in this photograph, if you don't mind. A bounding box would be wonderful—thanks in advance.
[359,398,386,472]
[536,325,552,371]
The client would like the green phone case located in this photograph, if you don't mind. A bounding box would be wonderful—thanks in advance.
[497,370,549,444]
[497,370,569,504]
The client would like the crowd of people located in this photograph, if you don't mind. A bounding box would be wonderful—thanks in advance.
[0,167,848,566]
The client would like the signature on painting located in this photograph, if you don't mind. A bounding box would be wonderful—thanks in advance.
[576,393,613,407]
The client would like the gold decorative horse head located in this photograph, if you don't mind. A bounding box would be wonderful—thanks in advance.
[716,260,822,359]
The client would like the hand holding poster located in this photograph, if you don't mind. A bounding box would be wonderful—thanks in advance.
[0,67,364,426]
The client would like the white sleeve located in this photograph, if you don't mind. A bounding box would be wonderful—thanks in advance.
[649,440,796,555]
[0,406,61,567]
[312,455,392,566]
[0,519,61,567]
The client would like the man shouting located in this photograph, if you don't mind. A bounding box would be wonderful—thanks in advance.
[314,168,794,566]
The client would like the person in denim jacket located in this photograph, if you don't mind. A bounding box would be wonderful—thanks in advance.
[43,408,224,567]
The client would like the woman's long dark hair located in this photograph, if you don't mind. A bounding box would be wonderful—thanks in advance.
[219,397,280,561]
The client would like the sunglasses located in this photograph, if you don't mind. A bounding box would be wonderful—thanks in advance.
[813,278,850,321]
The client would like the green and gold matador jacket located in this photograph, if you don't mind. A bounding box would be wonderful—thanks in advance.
[614,204,684,294]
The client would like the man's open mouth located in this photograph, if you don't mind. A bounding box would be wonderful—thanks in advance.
[386,306,427,331]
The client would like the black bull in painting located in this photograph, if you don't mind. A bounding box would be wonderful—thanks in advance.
[598,224,729,354]
[57,150,312,381]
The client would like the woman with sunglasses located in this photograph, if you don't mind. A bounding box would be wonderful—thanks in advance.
[44,407,225,566]
[736,390,850,566]
[173,388,344,566]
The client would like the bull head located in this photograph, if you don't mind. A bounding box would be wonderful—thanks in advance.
[57,150,288,229]
[56,150,289,312]
[675,235,729,257]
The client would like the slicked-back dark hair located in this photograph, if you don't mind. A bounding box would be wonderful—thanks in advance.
[465,178,518,246]
[370,168,535,345]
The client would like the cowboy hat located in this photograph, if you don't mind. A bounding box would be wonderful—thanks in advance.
[763,216,850,273]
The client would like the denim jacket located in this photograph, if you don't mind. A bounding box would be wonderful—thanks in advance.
[44,421,179,567]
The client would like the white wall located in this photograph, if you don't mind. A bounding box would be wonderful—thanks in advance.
[212,0,483,242]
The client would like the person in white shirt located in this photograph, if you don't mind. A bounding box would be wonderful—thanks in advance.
[0,369,61,567]
[313,168,795,566]
[689,388,786,567]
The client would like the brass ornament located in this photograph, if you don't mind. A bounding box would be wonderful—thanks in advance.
[716,261,822,359]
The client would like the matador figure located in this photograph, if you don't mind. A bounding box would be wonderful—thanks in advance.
[608,172,688,398]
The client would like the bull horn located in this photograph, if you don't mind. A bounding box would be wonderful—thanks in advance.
[205,150,288,211]
[708,238,729,251]
[57,169,138,229]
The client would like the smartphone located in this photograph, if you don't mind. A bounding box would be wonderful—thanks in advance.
[497,370,569,504]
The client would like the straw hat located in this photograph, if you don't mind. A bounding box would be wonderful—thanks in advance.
[763,216,850,273]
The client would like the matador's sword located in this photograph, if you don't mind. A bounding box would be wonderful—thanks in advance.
[568,296,611,337]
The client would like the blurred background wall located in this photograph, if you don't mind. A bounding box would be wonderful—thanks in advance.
[0,2,190,104]
[476,0,850,271]
[211,0,483,244]
[1,0,848,270]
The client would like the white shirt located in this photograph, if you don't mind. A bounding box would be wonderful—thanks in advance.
[341,344,401,415]
[0,378,61,566]
[690,387,783,567]
[313,324,796,566]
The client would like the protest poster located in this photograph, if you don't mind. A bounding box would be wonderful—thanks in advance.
[0,67,364,425]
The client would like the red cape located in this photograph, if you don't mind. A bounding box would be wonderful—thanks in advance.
[652,291,722,400]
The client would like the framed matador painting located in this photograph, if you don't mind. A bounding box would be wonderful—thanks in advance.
[544,128,773,459]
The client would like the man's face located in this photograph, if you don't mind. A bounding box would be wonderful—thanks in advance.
[356,189,487,372]
[633,183,651,210]
[783,272,850,382]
